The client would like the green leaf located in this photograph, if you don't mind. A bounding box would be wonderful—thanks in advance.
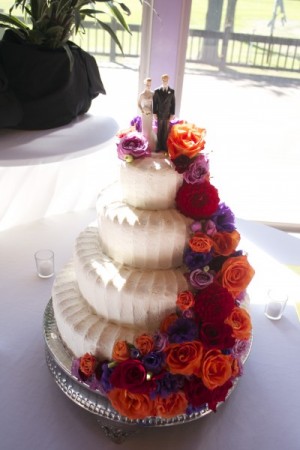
[0,13,28,31]
[94,17,124,53]
[106,2,131,33]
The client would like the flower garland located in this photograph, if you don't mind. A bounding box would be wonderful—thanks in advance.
[72,120,254,420]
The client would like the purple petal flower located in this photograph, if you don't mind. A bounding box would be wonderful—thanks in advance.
[189,268,214,289]
[190,221,202,233]
[117,132,150,160]
[210,203,236,232]
[183,154,209,184]
[100,363,113,393]
[204,219,217,236]
[184,247,213,271]
[167,317,199,343]
[153,331,168,352]
[130,116,142,132]
[154,372,185,398]
[142,352,165,373]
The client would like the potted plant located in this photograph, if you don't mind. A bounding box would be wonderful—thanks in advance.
[0,0,135,129]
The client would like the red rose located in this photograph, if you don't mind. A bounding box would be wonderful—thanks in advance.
[200,322,236,349]
[184,376,212,408]
[109,359,154,394]
[194,283,235,323]
[184,377,233,412]
[176,181,220,220]
[206,380,233,412]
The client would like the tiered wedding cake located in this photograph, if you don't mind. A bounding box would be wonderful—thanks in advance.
[52,121,254,420]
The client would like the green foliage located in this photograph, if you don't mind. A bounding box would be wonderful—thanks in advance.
[0,0,141,50]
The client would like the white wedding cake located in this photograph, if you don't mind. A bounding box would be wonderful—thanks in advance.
[52,122,254,420]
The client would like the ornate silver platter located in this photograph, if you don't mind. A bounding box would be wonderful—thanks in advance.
[44,299,252,443]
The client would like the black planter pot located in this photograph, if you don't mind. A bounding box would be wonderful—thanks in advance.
[0,30,106,130]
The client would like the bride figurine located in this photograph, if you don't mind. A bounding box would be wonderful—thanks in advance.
[138,77,157,152]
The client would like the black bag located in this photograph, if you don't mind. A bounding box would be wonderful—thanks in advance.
[0,30,106,129]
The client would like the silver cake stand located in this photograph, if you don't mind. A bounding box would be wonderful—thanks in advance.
[44,299,251,444]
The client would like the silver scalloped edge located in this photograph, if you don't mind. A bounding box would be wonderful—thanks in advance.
[44,299,252,427]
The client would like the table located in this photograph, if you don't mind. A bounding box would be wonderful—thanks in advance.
[1,210,300,450]
[0,112,119,231]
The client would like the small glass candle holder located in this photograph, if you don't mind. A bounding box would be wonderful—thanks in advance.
[35,249,54,278]
[264,289,288,320]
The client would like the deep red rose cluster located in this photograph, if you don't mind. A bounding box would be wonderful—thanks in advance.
[176,181,220,220]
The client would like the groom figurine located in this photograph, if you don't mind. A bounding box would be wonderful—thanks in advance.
[153,74,175,152]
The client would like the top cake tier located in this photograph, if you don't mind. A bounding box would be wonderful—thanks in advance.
[119,153,183,210]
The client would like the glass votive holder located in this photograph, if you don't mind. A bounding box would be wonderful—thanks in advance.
[264,288,288,320]
[35,249,54,278]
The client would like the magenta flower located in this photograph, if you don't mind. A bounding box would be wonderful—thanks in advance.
[117,132,150,161]
[183,154,209,184]
[189,268,214,289]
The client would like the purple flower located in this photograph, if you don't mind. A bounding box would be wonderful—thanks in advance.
[142,352,165,373]
[210,203,236,232]
[232,339,251,360]
[117,132,150,160]
[204,219,217,236]
[190,221,202,233]
[167,317,199,343]
[184,247,213,271]
[71,358,81,379]
[189,268,214,289]
[153,331,168,352]
[183,154,209,184]
[100,362,114,393]
[154,372,185,398]
[130,116,142,132]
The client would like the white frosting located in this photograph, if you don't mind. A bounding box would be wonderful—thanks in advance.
[119,153,183,209]
[52,262,144,359]
[97,183,192,269]
[73,226,189,329]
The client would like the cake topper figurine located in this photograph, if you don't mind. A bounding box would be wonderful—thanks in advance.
[153,74,175,152]
[138,77,157,152]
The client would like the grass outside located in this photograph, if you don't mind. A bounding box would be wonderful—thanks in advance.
[1,0,299,39]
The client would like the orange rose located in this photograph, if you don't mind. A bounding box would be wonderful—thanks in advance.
[112,340,130,362]
[79,353,96,377]
[231,357,241,378]
[154,391,188,418]
[160,313,178,333]
[189,232,213,253]
[218,255,255,298]
[167,123,206,160]
[225,306,252,340]
[108,388,154,419]
[135,333,154,355]
[201,349,233,390]
[165,341,204,376]
[212,230,240,256]
[176,290,195,311]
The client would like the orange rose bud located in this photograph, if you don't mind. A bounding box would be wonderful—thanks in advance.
[218,255,255,298]
[201,349,233,390]
[165,341,204,376]
[160,313,178,333]
[79,353,96,377]
[112,340,130,362]
[225,306,252,340]
[176,290,195,311]
[135,333,154,355]
[167,123,206,160]
[212,230,241,256]
[154,391,188,418]
[189,232,213,253]
[108,388,154,420]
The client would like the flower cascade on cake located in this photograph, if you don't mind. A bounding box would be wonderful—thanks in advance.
[72,121,254,420]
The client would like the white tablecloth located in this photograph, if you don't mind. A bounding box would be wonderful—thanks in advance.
[1,210,300,450]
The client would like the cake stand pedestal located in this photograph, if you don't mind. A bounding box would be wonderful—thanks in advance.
[44,299,250,444]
